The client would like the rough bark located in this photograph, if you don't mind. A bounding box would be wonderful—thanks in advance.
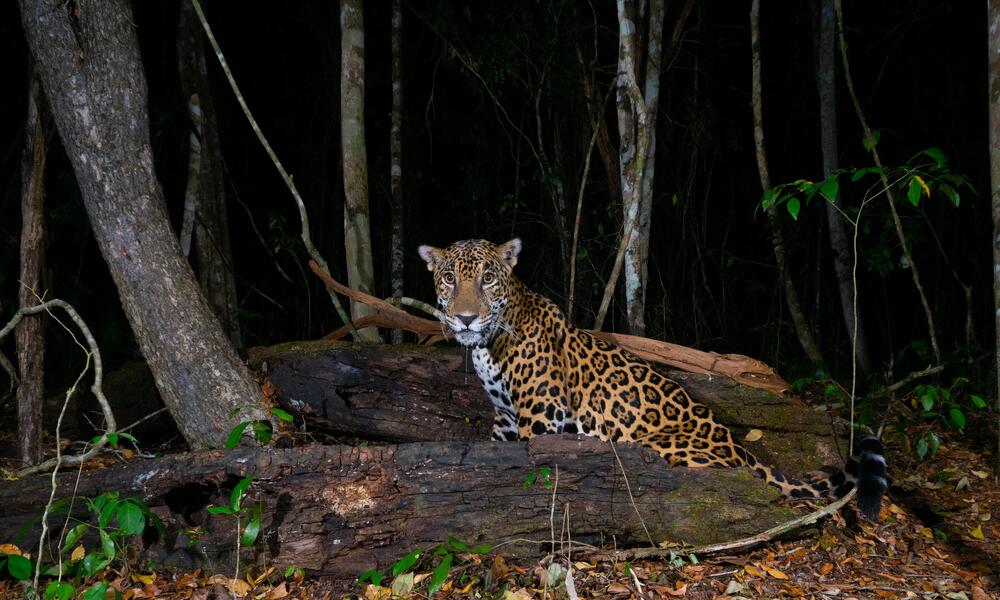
[751,0,825,365]
[814,0,871,376]
[18,0,267,448]
[389,0,405,344]
[178,1,244,353]
[248,341,836,471]
[341,0,380,342]
[16,67,50,467]
[1,439,799,589]
[624,0,665,338]
[617,0,651,336]
[989,0,1000,475]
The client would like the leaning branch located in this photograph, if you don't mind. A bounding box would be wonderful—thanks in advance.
[308,264,789,393]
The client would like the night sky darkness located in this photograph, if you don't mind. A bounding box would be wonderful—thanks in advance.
[0,2,991,389]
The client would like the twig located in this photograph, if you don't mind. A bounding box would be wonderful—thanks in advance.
[588,487,856,562]
[867,364,945,399]
[188,0,357,340]
[0,300,117,478]
[834,0,940,364]
[609,441,656,548]
[568,99,602,319]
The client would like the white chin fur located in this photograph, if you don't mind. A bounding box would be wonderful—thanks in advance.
[455,331,483,346]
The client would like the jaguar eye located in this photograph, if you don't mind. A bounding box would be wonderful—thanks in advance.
[443,272,456,285]
[482,272,496,285]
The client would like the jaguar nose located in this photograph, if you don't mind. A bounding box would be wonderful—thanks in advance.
[457,314,477,327]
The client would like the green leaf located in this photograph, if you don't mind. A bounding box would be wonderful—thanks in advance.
[916,437,929,459]
[117,432,138,443]
[270,408,294,422]
[949,407,966,432]
[62,523,90,553]
[251,420,273,444]
[241,514,261,546]
[819,178,839,203]
[761,187,779,210]
[45,581,75,600]
[358,568,384,586]
[82,582,109,600]
[428,552,453,596]
[921,147,946,167]
[970,394,987,409]
[469,544,493,554]
[99,528,116,562]
[522,470,537,489]
[906,178,922,207]
[207,505,233,515]
[446,536,469,552]
[940,183,960,207]
[787,197,801,220]
[919,393,935,412]
[391,549,422,577]
[5,554,32,580]
[231,476,253,512]
[862,129,881,152]
[226,421,250,449]
[98,497,120,529]
[116,501,145,536]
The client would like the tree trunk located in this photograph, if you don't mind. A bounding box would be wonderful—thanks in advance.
[618,0,651,336]
[19,0,267,448]
[750,0,825,365]
[624,0,665,339]
[0,440,798,589]
[16,67,50,467]
[814,0,871,376]
[341,0,380,342]
[989,0,1000,475]
[389,0,405,344]
[177,1,244,353]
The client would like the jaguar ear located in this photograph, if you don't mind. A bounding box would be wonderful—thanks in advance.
[418,244,444,271]
[498,238,522,269]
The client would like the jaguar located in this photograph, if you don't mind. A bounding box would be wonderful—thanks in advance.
[418,238,888,518]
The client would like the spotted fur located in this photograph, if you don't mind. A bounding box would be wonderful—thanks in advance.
[418,238,888,518]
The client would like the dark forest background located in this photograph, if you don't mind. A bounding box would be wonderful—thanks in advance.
[0,1,989,393]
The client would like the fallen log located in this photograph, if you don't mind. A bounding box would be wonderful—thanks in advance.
[249,341,842,473]
[0,437,796,589]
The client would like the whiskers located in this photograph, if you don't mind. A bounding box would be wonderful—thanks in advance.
[494,316,522,343]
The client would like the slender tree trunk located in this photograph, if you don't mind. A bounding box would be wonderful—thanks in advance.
[389,0,405,344]
[16,67,50,467]
[19,0,267,448]
[625,0,665,338]
[815,0,871,376]
[989,0,1000,475]
[617,0,651,336]
[751,0,825,365]
[178,1,243,353]
[341,0,380,342]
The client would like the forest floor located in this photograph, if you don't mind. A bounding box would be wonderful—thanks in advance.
[1,406,998,599]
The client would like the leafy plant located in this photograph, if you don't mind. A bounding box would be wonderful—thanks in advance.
[522,466,553,489]
[909,379,987,458]
[357,536,491,596]
[225,407,294,448]
[206,476,264,548]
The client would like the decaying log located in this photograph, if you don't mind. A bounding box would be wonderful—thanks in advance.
[249,341,842,473]
[308,261,790,392]
[0,437,796,588]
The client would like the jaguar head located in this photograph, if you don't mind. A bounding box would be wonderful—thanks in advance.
[418,238,522,347]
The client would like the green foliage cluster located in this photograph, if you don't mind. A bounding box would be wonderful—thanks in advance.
[357,536,492,596]
[2,491,161,600]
